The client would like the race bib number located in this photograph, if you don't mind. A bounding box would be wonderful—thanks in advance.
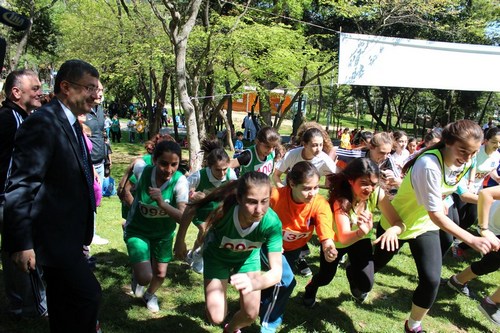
[282,229,311,242]
[256,160,274,176]
[138,201,170,218]
[219,236,262,251]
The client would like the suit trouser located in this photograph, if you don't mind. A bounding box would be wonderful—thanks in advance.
[43,256,101,333]
[0,201,47,316]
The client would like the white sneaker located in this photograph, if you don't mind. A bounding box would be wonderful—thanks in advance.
[92,235,109,245]
[191,248,204,274]
[143,292,159,313]
[131,276,146,298]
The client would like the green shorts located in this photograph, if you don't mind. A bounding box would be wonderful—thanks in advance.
[125,234,173,264]
[203,249,261,280]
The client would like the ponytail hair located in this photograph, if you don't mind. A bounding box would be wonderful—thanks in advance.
[200,139,229,168]
[189,171,272,228]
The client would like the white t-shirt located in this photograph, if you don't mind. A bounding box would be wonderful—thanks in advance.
[411,154,465,212]
[278,146,336,176]
[471,145,500,193]
[487,200,500,235]
[391,149,410,172]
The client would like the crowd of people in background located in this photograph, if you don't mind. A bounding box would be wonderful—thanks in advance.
[0,62,499,333]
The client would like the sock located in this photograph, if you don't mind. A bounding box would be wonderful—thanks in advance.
[485,297,496,306]
[408,317,422,331]
[452,275,465,286]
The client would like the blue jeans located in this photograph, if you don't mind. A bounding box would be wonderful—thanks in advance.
[259,246,297,333]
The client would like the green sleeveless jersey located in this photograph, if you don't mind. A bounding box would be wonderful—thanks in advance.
[192,168,231,226]
[381,149,472,239]
[240,145,275,176]
[125,165,182,239]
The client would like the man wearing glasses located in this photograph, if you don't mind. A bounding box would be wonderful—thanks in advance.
[3,60,102,332]
[0,69,47,318]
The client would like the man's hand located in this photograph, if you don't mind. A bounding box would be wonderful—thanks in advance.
[11,249,36,273]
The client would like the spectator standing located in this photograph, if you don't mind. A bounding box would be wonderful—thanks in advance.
[104,113,112,139]
[128,115,137,143]
[136,115,146,143]
[84,80,108,246]
[110,114,121,143]
[0,69,47,318]
[242,112,258,142]
[2,59,103,333]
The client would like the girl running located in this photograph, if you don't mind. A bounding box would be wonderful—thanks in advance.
[230,126,281,177]
[259,161,337,332]
[391,130,410,174]
[374,120,496,333]
[303,158,404,306]
[273,127,336,189]
[175,172,282,333]
[123,140,189,313]
[182,139,237,274]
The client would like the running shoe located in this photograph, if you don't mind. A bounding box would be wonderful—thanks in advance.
[143,292,159,313]
[404,320,427,332]
[447,275,473,298]
[190,248,204,274]
[303,281,317,308]
[223,323,241,333]
[478,297,500,326]
[295,258,312,277]
[131,276,146,298]
[350,285,369,303]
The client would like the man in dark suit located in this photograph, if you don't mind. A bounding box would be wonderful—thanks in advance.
[0,69,47,317]
[2,60,102,333]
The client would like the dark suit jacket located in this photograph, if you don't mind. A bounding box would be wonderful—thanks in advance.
[2,98,94,267]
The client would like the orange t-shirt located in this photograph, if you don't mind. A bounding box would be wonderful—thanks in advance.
[270,187,335,252]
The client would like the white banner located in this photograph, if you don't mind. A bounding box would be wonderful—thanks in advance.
[338,32,500,92]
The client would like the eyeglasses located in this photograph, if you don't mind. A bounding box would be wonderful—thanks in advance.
[67,81,99,94]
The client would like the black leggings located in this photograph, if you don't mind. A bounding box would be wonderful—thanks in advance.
[309,238,374,294]
[374,225,442,309]
[471,235,500,276]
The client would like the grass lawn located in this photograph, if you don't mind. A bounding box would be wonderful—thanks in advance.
[0,137,498,333]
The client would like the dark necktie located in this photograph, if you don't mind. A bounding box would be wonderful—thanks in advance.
[72,121,96,212]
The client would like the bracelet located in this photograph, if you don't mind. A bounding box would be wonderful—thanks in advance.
[479,226,489,231]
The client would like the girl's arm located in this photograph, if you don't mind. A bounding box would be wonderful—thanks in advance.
[333,201,372,245]
[488,168,500,184]
[428,210,493,254]
[373,189,404,251]
[272,169,285,188]
[173,204,197,260]
[150,190,186,222]
[230,251,282,295]
[477,186,500,250]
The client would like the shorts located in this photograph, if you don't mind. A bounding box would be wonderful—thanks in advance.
[203,249,261,280]
[125,234,173,264]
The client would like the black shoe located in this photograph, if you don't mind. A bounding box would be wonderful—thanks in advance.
[295,258,312,277]
[303,281,317,308]
[350,285,369,303]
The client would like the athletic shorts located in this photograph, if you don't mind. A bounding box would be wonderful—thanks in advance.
[203,250,261,280]
[125,234,173,264]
